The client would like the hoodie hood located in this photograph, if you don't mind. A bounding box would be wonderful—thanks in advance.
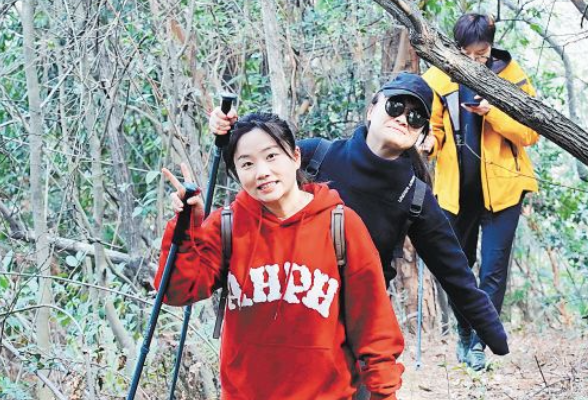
[233,182,342,225]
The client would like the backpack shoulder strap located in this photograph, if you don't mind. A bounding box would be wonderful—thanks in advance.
[305,138,332,177]
[393,178,427,259]
[213,206,233,339]
[331,204,346,271]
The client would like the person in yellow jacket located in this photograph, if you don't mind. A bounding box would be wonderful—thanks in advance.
[422,13,538,371]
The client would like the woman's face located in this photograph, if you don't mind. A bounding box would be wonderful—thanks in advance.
[366,94,426,158]
[460,41,492,64]
[233,128,301,209]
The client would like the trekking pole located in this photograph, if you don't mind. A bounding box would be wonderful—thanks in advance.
[126,183,199,400]
[416,255,425,370]
[167,93,238,400]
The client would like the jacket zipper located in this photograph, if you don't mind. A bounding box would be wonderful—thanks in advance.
[482,125,494,212]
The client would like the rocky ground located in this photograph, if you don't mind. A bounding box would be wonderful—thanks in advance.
[398,326,587,400]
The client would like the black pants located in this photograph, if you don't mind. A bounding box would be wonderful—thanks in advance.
[444,200,522,345]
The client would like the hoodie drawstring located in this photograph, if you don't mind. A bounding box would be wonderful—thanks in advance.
[273,212,307,320]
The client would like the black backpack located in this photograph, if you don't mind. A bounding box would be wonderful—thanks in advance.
[212,204,346,339]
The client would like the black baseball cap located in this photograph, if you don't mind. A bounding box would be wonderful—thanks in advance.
[378,72,433,117]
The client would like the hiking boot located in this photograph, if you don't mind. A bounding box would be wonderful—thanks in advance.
[466,342,487,371]
[456,329,472,363]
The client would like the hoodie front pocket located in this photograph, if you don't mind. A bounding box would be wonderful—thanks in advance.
[222,343,351,400]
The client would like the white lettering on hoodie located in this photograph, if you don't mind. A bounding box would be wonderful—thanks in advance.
[283,262,312,304]
[226,263,339,318]
[250,264,281,303]
[227,272,254,310]
[301,269,339,318]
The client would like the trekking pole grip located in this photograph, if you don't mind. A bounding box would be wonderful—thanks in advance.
[171,183,199,245]
[215,92,238,148]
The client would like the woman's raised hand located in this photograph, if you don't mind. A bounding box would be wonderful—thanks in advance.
[162,163,204,217]
[209,106,238,135]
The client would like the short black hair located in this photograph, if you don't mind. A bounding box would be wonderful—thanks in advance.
[453,13,496,49]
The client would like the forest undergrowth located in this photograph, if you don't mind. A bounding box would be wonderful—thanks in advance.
[400,325,587,400]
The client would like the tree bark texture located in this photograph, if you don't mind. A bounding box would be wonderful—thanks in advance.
[260,0,290,120]
[372,0,588,166]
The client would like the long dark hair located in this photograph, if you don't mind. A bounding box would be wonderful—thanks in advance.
[223,112,308,187]
[369,93,432,186]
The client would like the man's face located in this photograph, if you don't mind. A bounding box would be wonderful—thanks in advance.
[366,94,426,159]
[461,41,492,64]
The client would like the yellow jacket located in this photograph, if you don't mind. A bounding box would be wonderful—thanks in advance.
[423,53,538,214]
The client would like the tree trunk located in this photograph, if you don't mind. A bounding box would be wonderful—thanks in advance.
[21,1,53,399]
[260,0,290,119]
[392,29,413,73]
[372,0,588,166]
[88,74,139,385]
[99,52,143,263]
[394,239,438,333]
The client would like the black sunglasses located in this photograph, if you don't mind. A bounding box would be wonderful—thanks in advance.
[385,97,428,129]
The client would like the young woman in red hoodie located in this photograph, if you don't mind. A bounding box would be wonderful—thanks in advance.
[156,113,404,400]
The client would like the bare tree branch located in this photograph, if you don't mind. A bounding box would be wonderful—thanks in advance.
[372,0,588,166]
[0,200,157,277]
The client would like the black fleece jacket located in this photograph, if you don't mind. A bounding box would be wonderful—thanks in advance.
[298,125,508,355]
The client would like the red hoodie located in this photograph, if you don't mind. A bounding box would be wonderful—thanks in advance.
[155,183,404,399]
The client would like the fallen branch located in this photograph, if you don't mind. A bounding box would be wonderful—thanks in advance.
[0,200,157,279]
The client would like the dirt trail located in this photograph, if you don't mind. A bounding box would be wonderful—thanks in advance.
[397,327,587,399]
